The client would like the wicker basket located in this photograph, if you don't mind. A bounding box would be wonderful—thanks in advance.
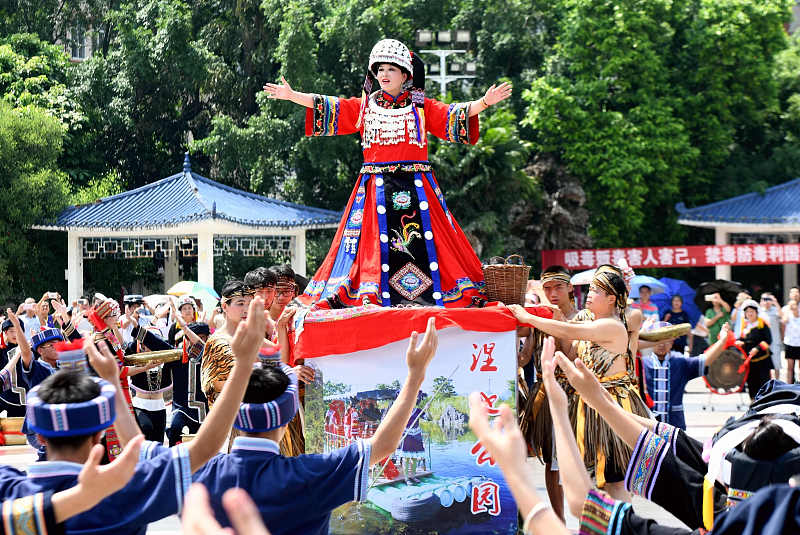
[482,255,531,305]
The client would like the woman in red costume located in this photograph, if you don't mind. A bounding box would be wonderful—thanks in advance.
[264,38,511,308]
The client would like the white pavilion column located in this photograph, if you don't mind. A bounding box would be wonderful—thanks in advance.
[293,230,307,277]
[163,239,180,291]
[197,230,215,290]
[785,234,798,300]
[715,226,731,280]
[66,231,84,302]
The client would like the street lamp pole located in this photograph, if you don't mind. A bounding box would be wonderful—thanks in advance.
[419,49,476,96]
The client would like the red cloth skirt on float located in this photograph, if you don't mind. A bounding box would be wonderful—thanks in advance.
[299,93,486,308]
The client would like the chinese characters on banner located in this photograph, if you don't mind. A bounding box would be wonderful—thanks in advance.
[299,308,519,534]
[542,243,800,270]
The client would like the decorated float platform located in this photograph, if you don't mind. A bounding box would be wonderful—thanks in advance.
[289,304,551,535]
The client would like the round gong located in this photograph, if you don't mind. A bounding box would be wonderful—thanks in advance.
[705,347,747,392]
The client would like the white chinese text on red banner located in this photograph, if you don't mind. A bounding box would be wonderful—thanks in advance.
[542,243,800,270]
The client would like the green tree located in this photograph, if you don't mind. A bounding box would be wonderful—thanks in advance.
[525,0,792,247]
[0,102,70,303]
[432,376,456,398]
[323,380,350,397]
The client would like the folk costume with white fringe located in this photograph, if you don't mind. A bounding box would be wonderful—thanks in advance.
[300,38,485,309]
[570,266,650,488]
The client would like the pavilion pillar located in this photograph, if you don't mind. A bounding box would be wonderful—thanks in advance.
[785,234,798,300]
[293,230,307,277]
[67,231,83,302]
[163,239,180,292]
[197,230,215,290]
[714,227,731,280]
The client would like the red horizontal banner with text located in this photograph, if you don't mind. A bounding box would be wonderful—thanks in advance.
[542,243,800,270]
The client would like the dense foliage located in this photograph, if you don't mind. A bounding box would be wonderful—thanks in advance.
[1,0,798,302]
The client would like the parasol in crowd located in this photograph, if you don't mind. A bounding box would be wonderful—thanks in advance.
[629,275,667,299]
[650,277,702,326]
[694,280,744,311]
[167,281,220,312]
[570,269,595,286]
[167,281,220,300]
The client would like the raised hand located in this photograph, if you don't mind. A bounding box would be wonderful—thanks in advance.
[406,317,438,376]
[6,309,20,328]
[541,337,568,412]
[183,484,272,535]
[77,435,144,500]
[263,76,294,101]
[468,392,526,472]
[484,81,512,106]
[85,339,120,383]
[553,352,610,410]
[291,364,315,384]
[230,296,266,370]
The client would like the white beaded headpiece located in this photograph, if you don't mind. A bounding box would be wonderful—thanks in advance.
[369,39,412,75]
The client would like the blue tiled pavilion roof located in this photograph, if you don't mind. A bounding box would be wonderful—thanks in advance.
[676,178,800,226]
[40,155,341,231]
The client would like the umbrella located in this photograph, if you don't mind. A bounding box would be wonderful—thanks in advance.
[167,281,220,313]
[629,275,667,299]
[650,278,702,326]
[570,269,595,286]
[167,281,220,299]
[694,280,744,311]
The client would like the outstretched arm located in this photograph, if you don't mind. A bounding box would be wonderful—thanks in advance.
[509,304,627,354]
[702,323,731,368]
[6,310,32,368]
[263,77,314,108]
[467,82,512,117]
[52,435,144,522]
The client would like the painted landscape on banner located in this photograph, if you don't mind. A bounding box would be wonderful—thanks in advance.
[302,323,518,535]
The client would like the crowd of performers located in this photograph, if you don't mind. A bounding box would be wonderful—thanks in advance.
[0,35,797,535]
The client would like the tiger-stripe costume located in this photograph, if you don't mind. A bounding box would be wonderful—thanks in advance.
[200,331,234,409]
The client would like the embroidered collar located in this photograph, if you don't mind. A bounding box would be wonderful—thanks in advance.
[27,461,82,478]
[231,436,281,455]
[376,90,410,109]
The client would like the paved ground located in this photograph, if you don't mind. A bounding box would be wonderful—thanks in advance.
[0,376,749,534]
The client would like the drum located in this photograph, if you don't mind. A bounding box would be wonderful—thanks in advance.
[704,346,748,394]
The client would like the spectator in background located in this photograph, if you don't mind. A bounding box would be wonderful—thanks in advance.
[736,299,773,399]
[783,286,800,315]
[704,292,731,346]
[631,285,659,322]
[731,291,751,338]
[17,297,40,340]
[759,292,783,375]
[662,295,693,354]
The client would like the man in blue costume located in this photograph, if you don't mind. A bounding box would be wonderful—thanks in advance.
[0,296,267,535]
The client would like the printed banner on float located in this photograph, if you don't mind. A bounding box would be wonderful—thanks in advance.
[294,306,533,535]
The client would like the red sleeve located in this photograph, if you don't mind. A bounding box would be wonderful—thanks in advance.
[424,97,480,145]
[305,95,362,137]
